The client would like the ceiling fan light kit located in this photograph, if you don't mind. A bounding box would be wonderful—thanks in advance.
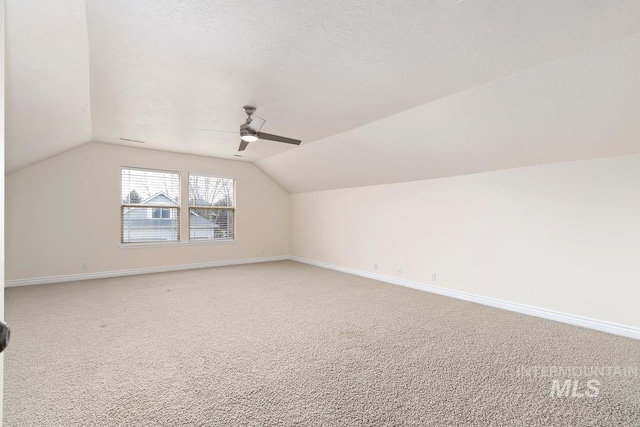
[240,134,258,143]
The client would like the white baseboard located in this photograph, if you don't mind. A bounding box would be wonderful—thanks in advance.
[290,256,640,341]
[4,256,289,287]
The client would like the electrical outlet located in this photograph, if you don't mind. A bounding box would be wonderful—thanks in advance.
[396,267,402,275]
[432,273,437,281]
[261,250,265,256]
[82,261,89,270]
[374,263,378,271]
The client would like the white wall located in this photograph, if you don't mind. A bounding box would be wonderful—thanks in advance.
[5,142,290,281]
[291,154,640,329]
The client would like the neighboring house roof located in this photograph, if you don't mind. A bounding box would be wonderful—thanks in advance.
[123,191,178,215]
[140,191,179,206]
[190,212,219,228]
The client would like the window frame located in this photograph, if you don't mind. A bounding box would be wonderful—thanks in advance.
[121,166,181,244]
[188,173,236,242]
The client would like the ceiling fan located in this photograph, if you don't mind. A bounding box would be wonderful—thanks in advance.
[237,106,301,151]
[193,106,302,152]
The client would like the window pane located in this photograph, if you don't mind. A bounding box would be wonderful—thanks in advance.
[122,207,179,243]
[190,208,235,240]
[122,168,180,205]
[189,176,234,207]
[189,174,235,241]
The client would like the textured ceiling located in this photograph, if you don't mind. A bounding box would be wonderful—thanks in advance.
[5,0,640,187]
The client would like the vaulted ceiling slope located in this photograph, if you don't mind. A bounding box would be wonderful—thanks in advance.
[5,0,92,174]
[5,1,640,184]
[259,32,640,193]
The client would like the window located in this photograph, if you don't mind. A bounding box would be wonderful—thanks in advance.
[151,208,171,219]
[189,174,235,240]
[121,167,181,243]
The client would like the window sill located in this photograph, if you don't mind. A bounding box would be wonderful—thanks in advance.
[119,239,236,249]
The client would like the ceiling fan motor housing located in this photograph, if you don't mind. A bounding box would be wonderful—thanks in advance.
[240,122,257,137]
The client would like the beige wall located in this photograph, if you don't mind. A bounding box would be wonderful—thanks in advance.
[6,141,640,331]
[291,154,640,329]
[5,142,290,280]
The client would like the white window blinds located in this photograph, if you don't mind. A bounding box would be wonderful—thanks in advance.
[188,175,235,240]
[121,167,181,243]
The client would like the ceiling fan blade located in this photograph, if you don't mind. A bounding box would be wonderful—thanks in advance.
[258,132,301,145]
[189,128,238,133]
[238,139,249,151]
[247,116,266,132]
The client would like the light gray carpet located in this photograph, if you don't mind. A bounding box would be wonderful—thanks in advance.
[4,260,640,426]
